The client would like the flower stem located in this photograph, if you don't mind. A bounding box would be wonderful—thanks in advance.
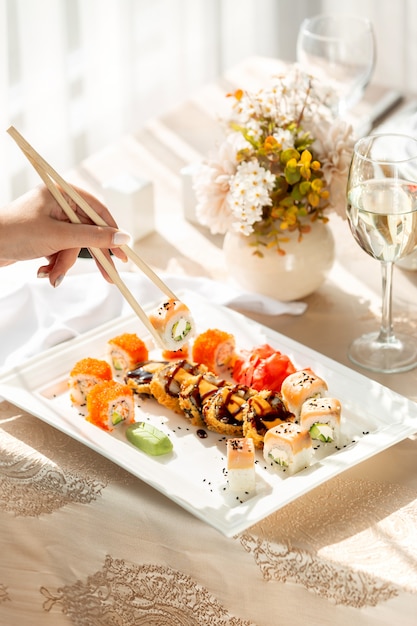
[296,78,312,127]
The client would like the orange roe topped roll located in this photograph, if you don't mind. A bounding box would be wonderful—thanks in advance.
[107,332,149,376]
[86,380,135,432]
[192,328,236,376]
[69,357,113,406]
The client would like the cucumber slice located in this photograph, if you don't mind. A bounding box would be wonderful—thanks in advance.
[268,451,289,467]
[112,411,124,425]
[112,359,123,371]
[172,319,192,342]
[309,423,333,443]
[126,422,173,456]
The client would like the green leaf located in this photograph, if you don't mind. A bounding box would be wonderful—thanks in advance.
[280,148,300,165]
[280,196,295,208]
[291,185,303,201]
[285,165,301,185]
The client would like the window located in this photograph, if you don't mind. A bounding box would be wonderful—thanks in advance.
[0,0,413,206]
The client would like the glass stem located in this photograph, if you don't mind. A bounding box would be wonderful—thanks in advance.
[378,261,394,343]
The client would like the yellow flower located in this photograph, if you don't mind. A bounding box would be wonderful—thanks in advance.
[194,65,355,255]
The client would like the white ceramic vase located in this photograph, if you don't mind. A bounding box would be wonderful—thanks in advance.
[223,220,335,302]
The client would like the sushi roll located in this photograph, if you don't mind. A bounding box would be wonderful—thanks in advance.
[192,328,236,376]
[179,371,225,427]
[69,357,113,407]
[107,333,149,377]
[299,397,342,443]
[149,359,207,414]
[227,437,256,493]
[281,369,328,418]
[242,390,295,449]
[148,298,194,351]
[86,380,135,432]
[125,360,168,396]
[263,422,313,475]
[202,384,254,437]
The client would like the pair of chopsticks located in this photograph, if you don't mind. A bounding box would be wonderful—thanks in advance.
[7,125,176,348]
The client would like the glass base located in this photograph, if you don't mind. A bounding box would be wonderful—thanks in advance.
[348,332,417,374]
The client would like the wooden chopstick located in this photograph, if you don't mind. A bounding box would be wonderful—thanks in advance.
[7,125,172,348]
[7,126,176,300]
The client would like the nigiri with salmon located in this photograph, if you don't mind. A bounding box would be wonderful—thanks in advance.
[227,437,256,493]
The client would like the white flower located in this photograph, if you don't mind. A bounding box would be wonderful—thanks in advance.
[193,64,355,252]
[273,128,293,150]
[193,136,239,234]
[229,160,275,234]
[312,119,355,217]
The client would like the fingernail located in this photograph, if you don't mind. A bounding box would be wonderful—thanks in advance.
[37,270,49,279]
[53,274,65,288]
[112,230,131,246]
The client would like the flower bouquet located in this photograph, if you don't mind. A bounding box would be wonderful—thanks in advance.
[193,65,355,256]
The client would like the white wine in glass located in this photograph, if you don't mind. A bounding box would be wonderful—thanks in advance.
[346,133,417,373]
[296,13,376,117]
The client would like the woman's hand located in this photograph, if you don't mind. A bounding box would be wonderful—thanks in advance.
[0,184,130,287]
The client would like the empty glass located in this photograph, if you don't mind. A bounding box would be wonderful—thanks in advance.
[297,14,376,117]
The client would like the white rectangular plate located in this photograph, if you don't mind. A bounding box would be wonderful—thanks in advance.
[1,291,417,537]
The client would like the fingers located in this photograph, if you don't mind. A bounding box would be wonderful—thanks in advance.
[49,184,131,258]
[38,241,127,288]
[54,221,130,258]
[38,249,115,287]
[110,244,129,263]
[36,185,132,287]
[38,249,79,287]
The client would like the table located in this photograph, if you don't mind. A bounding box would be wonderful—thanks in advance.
[2,57,417,626]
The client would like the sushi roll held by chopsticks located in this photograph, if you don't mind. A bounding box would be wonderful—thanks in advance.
[148,298,195,351]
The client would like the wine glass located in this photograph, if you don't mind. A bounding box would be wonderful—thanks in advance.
[296,13,376,117]
[346,133,417,373]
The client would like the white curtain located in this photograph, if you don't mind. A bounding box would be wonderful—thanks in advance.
[0,0,413,207]
[321,0,417,91]
[0,0,320,206]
